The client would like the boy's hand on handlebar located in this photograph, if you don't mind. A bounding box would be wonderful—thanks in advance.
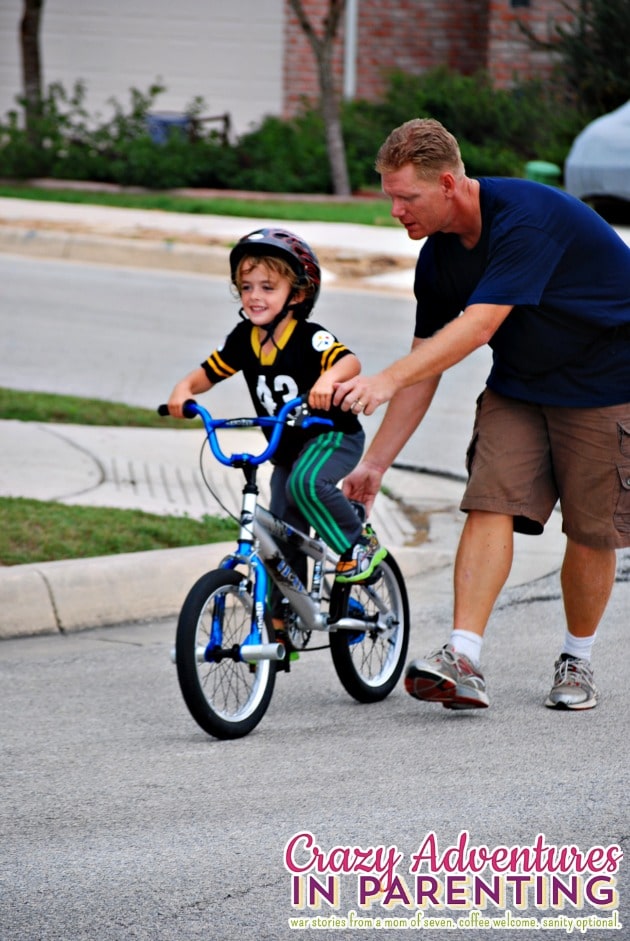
[165,368,213,419]
[167,389,193,419]
[165,398,186,419]
[307,375,335,412]
[167,377,203,419]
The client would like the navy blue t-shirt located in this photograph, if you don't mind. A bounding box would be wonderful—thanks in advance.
[414,177,630,406]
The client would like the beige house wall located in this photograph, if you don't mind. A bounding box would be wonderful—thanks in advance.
[0,0,284,136]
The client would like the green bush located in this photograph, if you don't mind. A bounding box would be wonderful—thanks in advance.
[343,68,583,181]
[0,78,234,189]
[229,111,331,193]
[0,69,584,192]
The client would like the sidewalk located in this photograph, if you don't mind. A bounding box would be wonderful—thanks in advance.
[0,194,420,291]
[0,416,565,640]
[0,195,566,639]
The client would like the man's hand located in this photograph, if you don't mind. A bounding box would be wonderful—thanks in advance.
[342,460,385,515]
[333,372,398,416]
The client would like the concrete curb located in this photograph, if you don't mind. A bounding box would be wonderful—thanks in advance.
[0,226,229,277]
[0,543,231,639]
[0,543,450,641]
[0,224,417,293]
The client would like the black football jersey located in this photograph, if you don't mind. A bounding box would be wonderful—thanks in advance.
[201,318,362,465]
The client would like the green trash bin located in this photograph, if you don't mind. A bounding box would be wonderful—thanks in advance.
[525,160,562,186]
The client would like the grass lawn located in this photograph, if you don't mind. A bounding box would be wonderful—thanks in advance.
[0,183,395,227]
[0,388,233,565]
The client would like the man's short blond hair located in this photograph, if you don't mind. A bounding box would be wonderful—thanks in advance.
[375,118,465,180]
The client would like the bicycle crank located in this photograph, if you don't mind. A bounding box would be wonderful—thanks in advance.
[170,643,286,663]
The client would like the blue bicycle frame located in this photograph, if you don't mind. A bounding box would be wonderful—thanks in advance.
[180,395,333,664]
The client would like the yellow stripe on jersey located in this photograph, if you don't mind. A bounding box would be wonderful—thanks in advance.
[320,342,348,374]
[206,350,236,379]
[250,318,298,365]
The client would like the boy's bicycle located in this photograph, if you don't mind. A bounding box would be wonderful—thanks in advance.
[158,395,410,740]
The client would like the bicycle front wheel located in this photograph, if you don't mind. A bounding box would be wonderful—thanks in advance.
[175,569,276,739]
[329,553,410,703]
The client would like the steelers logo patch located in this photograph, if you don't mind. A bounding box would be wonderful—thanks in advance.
[312,330,335,352]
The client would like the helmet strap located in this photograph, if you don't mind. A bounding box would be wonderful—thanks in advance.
[257,289,300,351]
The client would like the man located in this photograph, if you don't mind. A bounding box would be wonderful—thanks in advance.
[333,118,630,711]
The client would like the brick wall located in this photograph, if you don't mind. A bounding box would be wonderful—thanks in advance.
[283,0,346,117]
[487,0,573,86]
[283,0,573,117]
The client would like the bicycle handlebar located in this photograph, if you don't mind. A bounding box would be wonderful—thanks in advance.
[157,395,333,467]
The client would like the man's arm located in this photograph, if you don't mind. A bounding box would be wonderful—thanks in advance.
[341,338,440,512]
[333,302,512,416]
[363,374,440,472]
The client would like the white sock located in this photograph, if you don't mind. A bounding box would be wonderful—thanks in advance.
[561,631,596,662]
[450,629,483,667]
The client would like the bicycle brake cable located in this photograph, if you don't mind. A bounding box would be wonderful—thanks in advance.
[198,437,246,528]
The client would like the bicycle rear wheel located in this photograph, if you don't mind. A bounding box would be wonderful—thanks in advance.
[175,569,276,739]
[329,553,410,703]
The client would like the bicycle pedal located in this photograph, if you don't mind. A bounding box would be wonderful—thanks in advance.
[274,631,300,670]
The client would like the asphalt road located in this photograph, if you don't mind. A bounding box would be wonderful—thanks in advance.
[1,254,628,939]
[2,557,629,940]
[1,253,491,477]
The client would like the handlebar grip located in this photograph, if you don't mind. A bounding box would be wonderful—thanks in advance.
[182,399,199,419]
[156,400,199,419]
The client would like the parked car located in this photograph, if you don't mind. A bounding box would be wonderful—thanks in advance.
[564,101,630,221]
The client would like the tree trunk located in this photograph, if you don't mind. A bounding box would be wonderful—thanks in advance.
[318,47,351,196]
[288,0,351,197]
[20,0,44,139]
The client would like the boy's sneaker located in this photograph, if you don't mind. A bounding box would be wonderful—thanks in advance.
[405,644,489,710]
[545,654,598,710]
[335,525,387,583]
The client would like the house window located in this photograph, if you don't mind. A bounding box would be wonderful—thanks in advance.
[511,0,530,7]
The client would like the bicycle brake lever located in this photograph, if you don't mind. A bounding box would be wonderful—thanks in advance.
[288,401,311,427]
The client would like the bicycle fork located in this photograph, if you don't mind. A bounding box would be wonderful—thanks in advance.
[206,482,286,665]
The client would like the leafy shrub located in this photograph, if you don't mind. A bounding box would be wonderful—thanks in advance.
[226,111,330,193]
[0,69,584,192]
[343,67,583,182]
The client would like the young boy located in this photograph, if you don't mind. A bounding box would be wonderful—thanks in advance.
[167,227,386,621]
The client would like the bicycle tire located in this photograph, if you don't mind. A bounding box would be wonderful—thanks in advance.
[329,552,410,703]
[175,569,276,739]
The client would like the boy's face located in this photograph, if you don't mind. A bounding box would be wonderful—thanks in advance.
[239,261,297,329]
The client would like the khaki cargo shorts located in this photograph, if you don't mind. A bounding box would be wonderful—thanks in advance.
[461,389,630,549]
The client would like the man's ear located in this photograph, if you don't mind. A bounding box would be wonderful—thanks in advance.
[440,171,457,197]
